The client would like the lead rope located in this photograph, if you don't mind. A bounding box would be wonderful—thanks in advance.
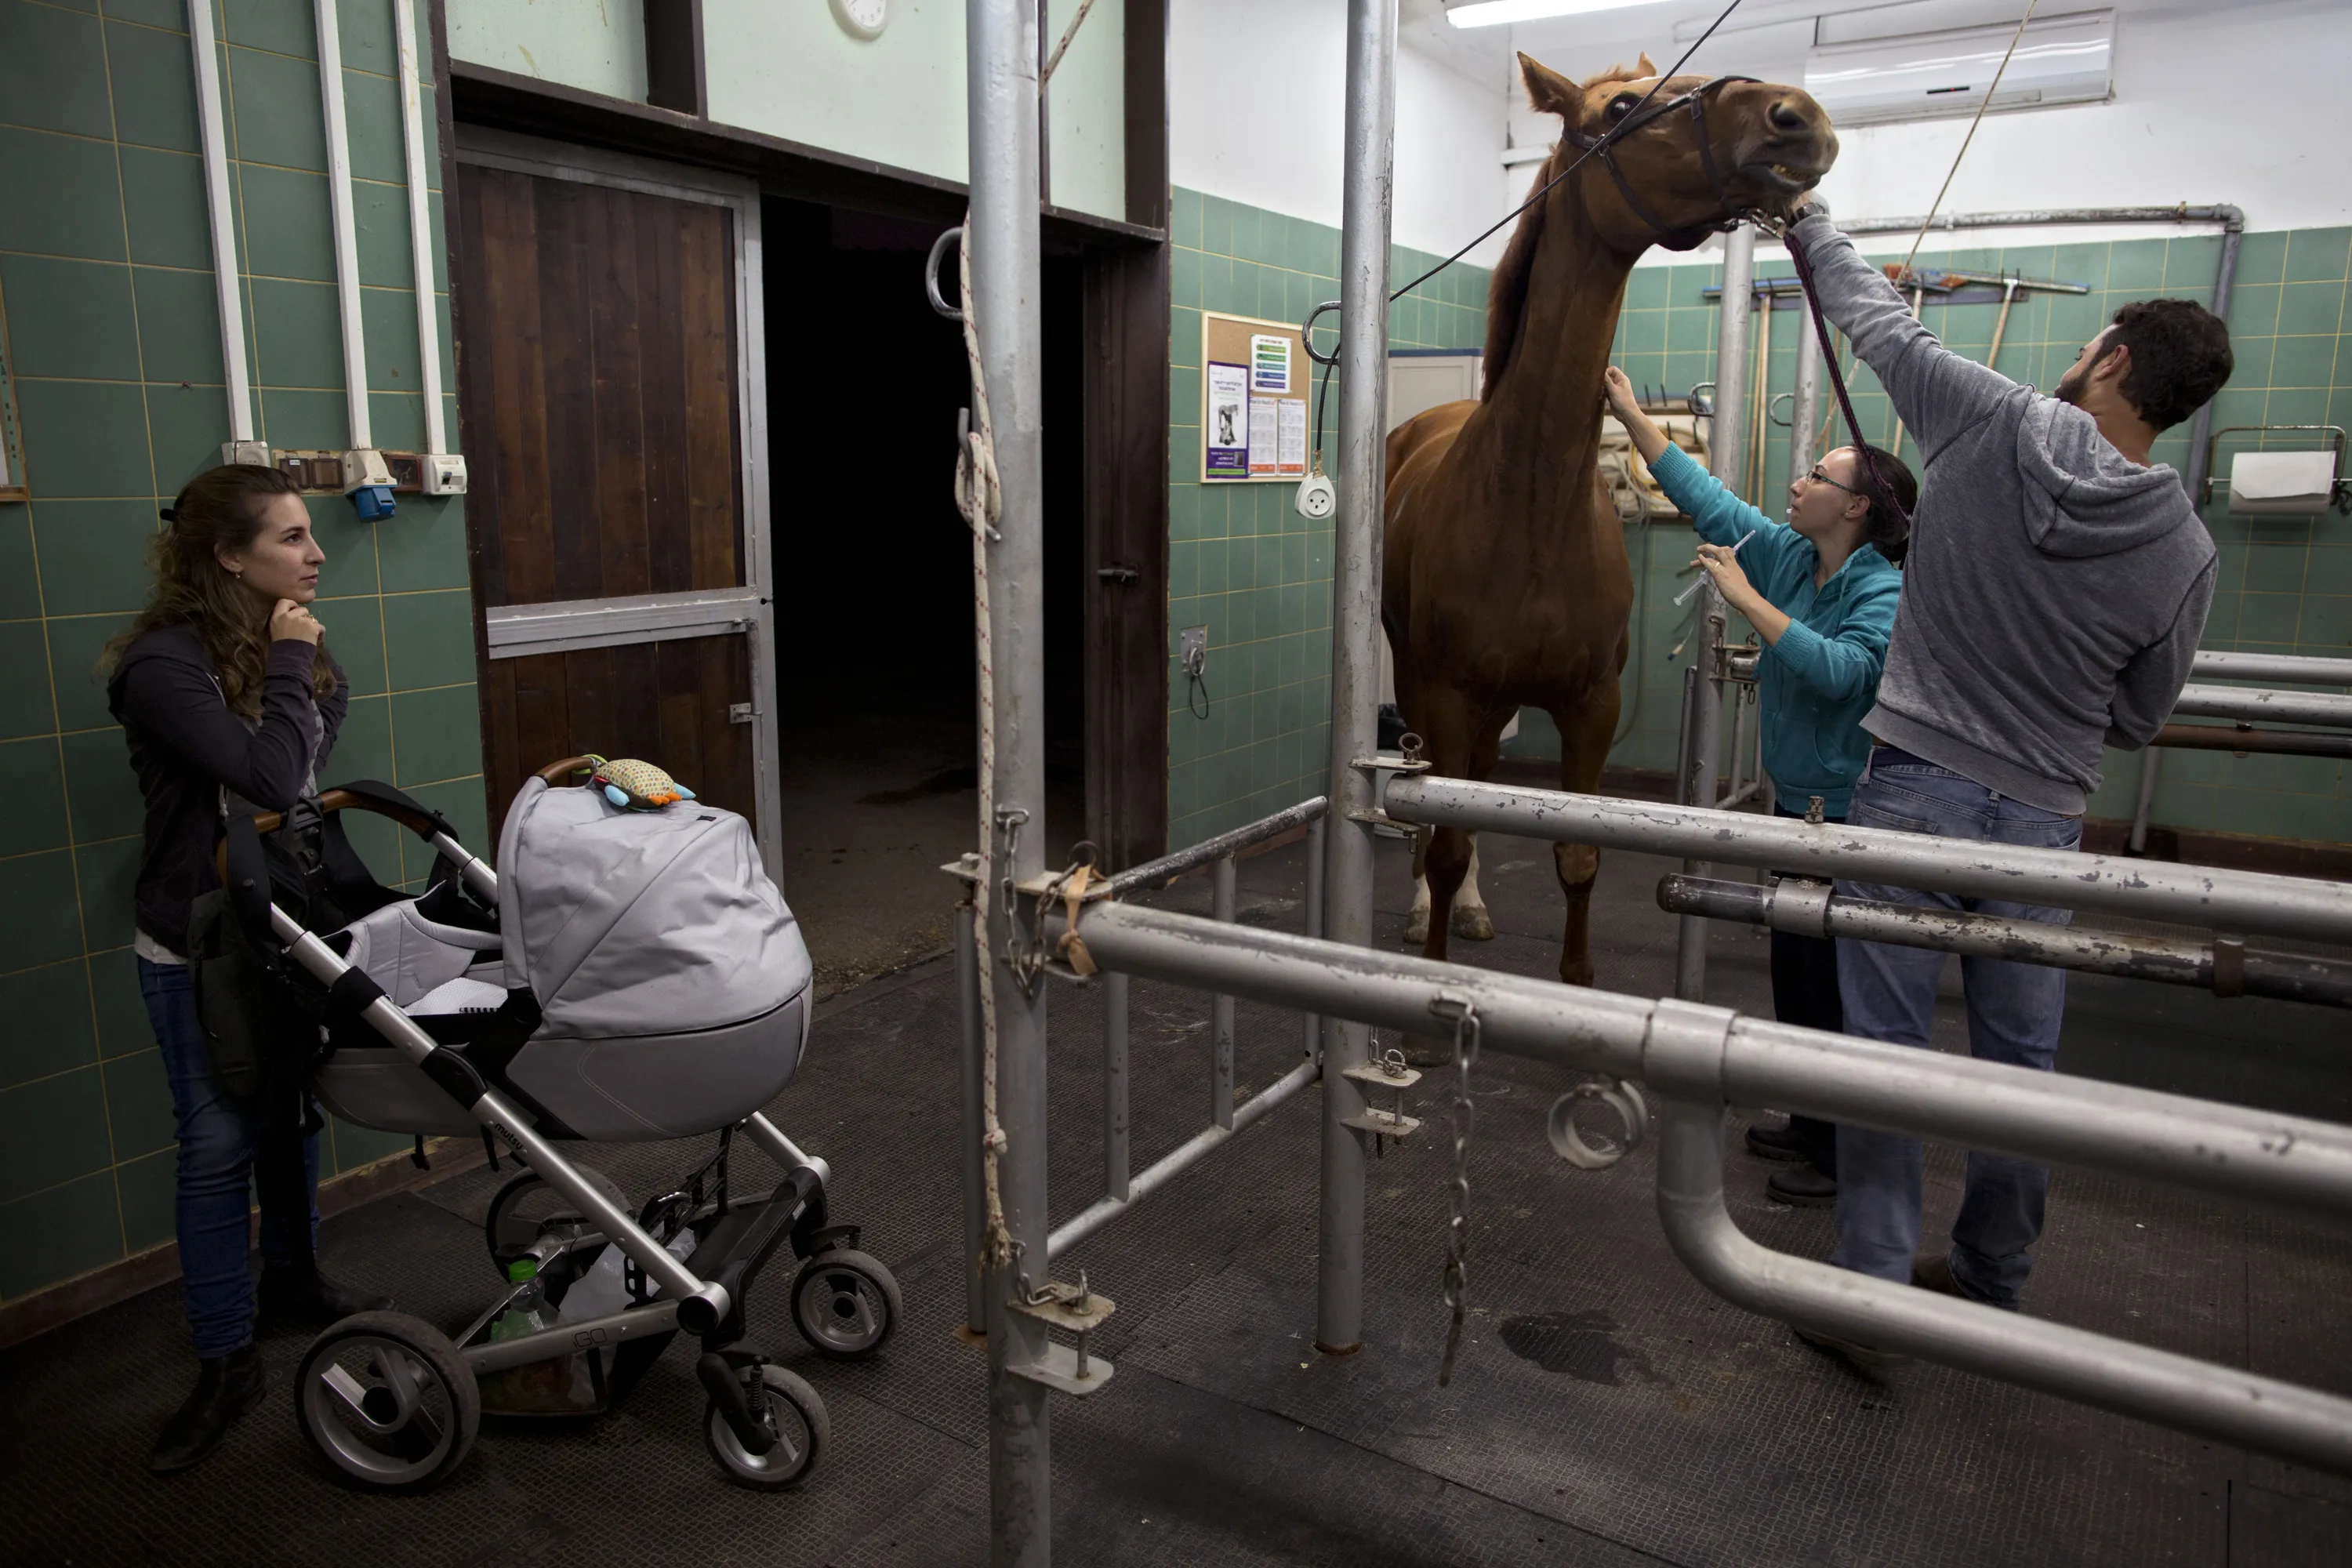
[953,220,1014,1269]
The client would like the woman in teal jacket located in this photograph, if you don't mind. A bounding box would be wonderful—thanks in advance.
[1604,365,1915,1207]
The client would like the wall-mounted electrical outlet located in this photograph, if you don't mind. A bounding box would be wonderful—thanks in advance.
[221,440,271,467]
[421,453,468,495]
[1179,626,1208,677]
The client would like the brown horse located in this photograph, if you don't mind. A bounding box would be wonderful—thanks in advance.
[1385,54,1837,985]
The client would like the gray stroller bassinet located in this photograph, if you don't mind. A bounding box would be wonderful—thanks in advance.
[314,771,814,1141]
[228,760,898,1494]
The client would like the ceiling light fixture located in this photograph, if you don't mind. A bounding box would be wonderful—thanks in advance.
[1446,0,1673,28]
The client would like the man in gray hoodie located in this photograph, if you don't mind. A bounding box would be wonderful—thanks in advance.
[1787,201,2233,1354]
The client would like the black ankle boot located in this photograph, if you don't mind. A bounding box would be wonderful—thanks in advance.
[257,1264,394,1328]
[148,1345,266,1474]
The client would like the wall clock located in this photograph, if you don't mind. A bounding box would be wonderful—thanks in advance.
[830,0,887,40]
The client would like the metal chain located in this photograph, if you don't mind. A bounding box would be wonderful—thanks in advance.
[1433,993,1481,1387]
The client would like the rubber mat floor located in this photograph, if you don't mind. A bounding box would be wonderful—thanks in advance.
[4,831,2348,1566]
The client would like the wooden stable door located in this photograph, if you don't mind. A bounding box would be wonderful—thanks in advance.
[452,131,779,869]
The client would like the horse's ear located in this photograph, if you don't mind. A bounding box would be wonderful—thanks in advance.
[1519,52,1580,118]
[1635,52,1657,78]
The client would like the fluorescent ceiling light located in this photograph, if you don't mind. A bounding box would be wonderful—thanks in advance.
[1447,0,1671,27]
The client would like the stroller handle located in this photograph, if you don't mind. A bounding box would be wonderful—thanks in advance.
[535,756,597,786]
[220,785,499,904]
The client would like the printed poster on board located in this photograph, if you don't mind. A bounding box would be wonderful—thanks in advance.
[1206,362,1250,477]
[1248,397,1279,476]
[1250,334,1292,394]
[1276,398,1308,476]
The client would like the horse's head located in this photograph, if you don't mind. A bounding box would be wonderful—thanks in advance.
[1520,53,1837,252]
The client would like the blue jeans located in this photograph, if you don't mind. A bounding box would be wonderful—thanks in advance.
[1830,750,2080,1310]
[141,957,321,1357]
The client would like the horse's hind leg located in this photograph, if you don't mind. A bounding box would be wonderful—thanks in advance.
[1448,713,1508,941]
[1549,691,1621,987]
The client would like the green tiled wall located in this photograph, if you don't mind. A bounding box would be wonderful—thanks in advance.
[1166,186,1489,850]
[0,0,481,1307]
[1509,227,2352,844]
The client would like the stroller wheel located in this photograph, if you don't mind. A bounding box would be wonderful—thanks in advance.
[789,1247,902,1360]
[484,1165,630,1270]
[295,1312,481,1492]
[705,1364,828,1490]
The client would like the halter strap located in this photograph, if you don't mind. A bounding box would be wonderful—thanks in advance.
[1561,74,1761,249]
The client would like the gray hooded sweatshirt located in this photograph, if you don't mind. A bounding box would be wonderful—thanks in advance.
[1794,212,2218,815]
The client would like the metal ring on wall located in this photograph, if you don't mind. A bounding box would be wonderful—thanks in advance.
[1547,1078,1650,1170]
[925,227,964,321]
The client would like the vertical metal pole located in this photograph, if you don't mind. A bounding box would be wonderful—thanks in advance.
[968,2,1051,1560]
[2140,218,2243,858]
[1103,971,1130,1203]
[1316,0,1396,1359]
[1303,815,1327,1059]
[1678,225,1752,1002]
[1788,287,1822,486]
[956,902,987,1337]
[1212,855,1236,1131]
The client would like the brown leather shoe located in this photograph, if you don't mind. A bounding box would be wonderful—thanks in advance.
[1744,1122,1809,1163]
[1911,1252,1991,1304]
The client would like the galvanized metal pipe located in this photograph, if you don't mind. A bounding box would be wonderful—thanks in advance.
[1098,797,1327,899]
[1650,1091,2352,1477]
[2192,649,2352,687]
[2169,683,2352,728]
[1047,1058,1320,1261]
[1062,903,2352,1461]
[1383,775,2352,944]
[1679,224,1755,1003]
[1304,815,1327,1060]
[1658,873,2352,1007]
[1841,205,2250,235]
[2150,723,2352,760]
[967,0,1051,1557]
[1316,0,1396,1358]
[956,903,986,1337]
[1212,855,1237,1131]
[1103,971,1130,1204]
[1057,903,2352,1221]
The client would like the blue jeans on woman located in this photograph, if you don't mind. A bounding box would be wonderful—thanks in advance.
[140,957,321,1358]
[1830,749,2080,1311]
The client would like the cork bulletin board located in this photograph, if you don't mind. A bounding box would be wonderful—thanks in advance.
[1200,310,1316,483]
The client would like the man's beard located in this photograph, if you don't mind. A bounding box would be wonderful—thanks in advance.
[2052,365,2087,408]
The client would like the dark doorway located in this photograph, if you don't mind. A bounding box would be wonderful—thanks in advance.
[762,200,1087,994]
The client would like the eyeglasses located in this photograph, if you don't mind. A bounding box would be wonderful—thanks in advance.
[1802,464,1862,496]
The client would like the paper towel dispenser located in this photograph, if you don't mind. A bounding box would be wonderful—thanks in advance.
[2200,424,2349,516]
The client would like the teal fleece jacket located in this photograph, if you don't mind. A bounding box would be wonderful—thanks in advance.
[1649,443,1901,815]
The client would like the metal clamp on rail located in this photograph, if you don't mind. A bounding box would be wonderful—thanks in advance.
[1340,1045,1423,1144]
[1640,996,1740,1102]
[1764,875,1833,939]
[1004,1271,1116,1396]
[1348,732,1428,829]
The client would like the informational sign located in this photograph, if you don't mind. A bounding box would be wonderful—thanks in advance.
[1250,333,1291,394]
[1205,362,1250,478]
[1276,398,1308,475]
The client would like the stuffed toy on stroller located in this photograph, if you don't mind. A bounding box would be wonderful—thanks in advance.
[209,756,898,1493]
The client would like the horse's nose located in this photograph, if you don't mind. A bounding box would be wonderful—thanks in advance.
[1768,98,1809,133]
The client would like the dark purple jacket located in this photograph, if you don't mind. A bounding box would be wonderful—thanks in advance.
[107,624,349,956]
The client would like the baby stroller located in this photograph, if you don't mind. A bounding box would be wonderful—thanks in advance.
[223,757,899,1493]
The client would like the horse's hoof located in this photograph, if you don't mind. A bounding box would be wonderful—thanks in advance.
[1559,960,1595,988]
[1404,911,1430,946]
[1451,906,1495,942]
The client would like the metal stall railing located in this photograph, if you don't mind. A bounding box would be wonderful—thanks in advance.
[949,799,1332,1285]
[1011,771,2352,1478]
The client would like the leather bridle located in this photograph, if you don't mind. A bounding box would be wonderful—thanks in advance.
[1560,74,1764,249]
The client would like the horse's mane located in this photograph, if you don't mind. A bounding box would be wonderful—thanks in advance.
[1482,60,1651,400]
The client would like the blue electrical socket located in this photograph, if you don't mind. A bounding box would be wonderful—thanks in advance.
[350,485,397,521]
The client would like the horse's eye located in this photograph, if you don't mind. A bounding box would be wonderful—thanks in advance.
[1607,95,1637,120]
